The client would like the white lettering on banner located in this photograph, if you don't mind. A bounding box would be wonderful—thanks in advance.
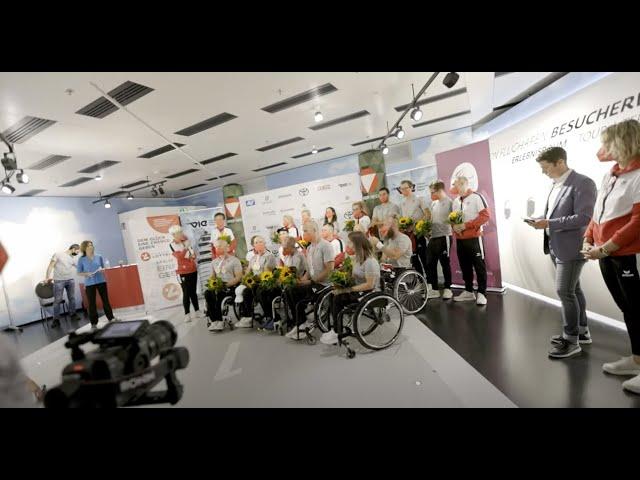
[239,173,362,250]
[489,72,640,323]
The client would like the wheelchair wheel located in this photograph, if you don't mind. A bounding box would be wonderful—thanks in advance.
[393,270,428,314]
[314,289,333,333]
[353,293,404,351]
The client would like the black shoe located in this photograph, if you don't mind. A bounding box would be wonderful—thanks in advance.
[551,333,592,345]
[50,319,60,328]
[548,338,582,359]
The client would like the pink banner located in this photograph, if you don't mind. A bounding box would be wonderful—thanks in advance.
[435,139,502,289]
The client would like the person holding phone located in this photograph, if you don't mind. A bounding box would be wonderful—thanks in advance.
[76,240,114,328]
[526,147,596,359]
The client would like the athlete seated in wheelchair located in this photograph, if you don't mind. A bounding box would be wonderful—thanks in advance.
[234,235,277,329]
[370,216,429,314]
[319,231,405,358]
[205,239,243,332]
[258,236,308,332]
[283,220,335,341]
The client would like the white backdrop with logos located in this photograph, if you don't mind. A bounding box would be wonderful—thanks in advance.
[489,71,640,322]
[239,173,362,253]
[387,165,438,208]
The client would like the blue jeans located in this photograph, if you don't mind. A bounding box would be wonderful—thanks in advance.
[551,255,588,343]
[53,279,76,319]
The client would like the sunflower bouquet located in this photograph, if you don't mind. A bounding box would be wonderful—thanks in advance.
[207,276,226,293]
[242,272,259,289]
[259,270,279,290]
[448,210,464,225]
[218,234,232,245]
[270,230,280,244]
[329,255,354,288]
[398,216,414,233]
[415,219,432,238]
[297,239,310,249]
[279,266,297,288]
[343,219,355,232]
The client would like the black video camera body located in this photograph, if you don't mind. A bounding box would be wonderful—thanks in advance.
[44,320,189,408]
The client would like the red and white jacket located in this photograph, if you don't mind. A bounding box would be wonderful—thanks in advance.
[452,190,491,240]
[584,158,640,256]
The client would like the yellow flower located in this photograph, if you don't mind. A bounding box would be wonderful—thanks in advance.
[260,271,273,282]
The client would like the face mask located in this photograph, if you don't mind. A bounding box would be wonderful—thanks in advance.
[430,193,439,201]
[71,252,78,256]
[449,186,459,195]
[597,146,615,162]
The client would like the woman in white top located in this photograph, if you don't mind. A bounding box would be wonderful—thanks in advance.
[351,201,371,234]
[282,214,300,239]
[320,231,380,345]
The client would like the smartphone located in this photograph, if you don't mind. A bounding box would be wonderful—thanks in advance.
[522,218,535,224]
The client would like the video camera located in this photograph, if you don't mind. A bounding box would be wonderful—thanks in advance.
[44,320,189,408]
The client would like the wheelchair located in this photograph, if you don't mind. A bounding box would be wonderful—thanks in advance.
[330,290,405,359]
[205,292,239,331]
[278,284,333,344]
[379,255,428,315]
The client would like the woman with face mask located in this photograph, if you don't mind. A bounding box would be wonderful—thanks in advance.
[76,240,114,329]
[169,225,201,323]
[582,119,640,395]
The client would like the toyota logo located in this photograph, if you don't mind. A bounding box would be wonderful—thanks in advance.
[299,188,309,196]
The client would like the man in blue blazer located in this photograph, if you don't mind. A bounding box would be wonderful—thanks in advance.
[527,147,597,359]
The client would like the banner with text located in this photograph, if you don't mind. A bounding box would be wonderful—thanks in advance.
[239,173,362,253]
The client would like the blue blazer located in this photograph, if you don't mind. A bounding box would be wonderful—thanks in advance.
[543,170,597,262]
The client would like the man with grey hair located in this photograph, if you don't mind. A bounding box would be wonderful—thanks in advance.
[206,238,243,332]
[321,223,343,257]
[284,220,334,339]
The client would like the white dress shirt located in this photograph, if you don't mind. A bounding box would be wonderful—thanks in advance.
[545,169,572,235]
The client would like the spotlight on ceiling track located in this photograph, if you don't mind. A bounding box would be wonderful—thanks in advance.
[151,187,158,197]
[104,199,111,209]
[1,182,15,194]
[158,186,165,195]
[395,126,405,139]
[127,192,133,200]
[381,144,389,155]
[16,169,29,184]
[410,106,423,122]
[94,174,103,181]
[314,111,323,122]
[311,147,318,154]
[443,72,460,89]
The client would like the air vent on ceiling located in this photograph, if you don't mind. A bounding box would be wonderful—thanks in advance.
[256,137,304,152]
[138,143,185,159]
[78,160,121,174]
[350,136,385,147]
[165,168,200,179]
[394,88,467,112]
[309,110,369,131]
[175,113,237,136]
[27,154,71,171]
[206,172,236,181]
[76,81,154,119]
[253,162,287,172]
[19,189,47,196]
[291,147,332,159]
[261,83,338,113]
[412,110,470,128]
[59,177,94,187]
[181,183,207,191]
[2,116,56,144]
[495,72,514,77]
[122,180,147,189]
[200,152,237,165]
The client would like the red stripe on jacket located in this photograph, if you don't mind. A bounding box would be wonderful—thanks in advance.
[585,203,640,256]
[455,208,490,239]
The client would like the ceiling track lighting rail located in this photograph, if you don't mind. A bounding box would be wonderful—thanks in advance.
[1,132,29,195]
[92,179,167,204]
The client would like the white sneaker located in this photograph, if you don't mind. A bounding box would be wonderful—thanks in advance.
[208,320,224,332]
[427,289,441,300]
[476,293,487,306]
[320,329,339,345]
[286,326,307,339]
[285,326,298,338]
[622,374,640,394]
[194,310,204,319]
[603,356,640,376]
[442,289,453,300]
[300,320,315,330]
[453,291,476,302]
[235,317,253,328]
[185,312,193,323]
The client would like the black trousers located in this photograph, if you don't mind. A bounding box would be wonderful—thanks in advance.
[257,286,281,320]
[331,292,360,334]
[284,283,323,327]
[240,287,254,318]
[412,236,427,276]
[456,237,487,295]
[599,255,640,355]
[179,271,199,314]
[204,287,234,321]
[426,236,452,290]
[85,282,114,326]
